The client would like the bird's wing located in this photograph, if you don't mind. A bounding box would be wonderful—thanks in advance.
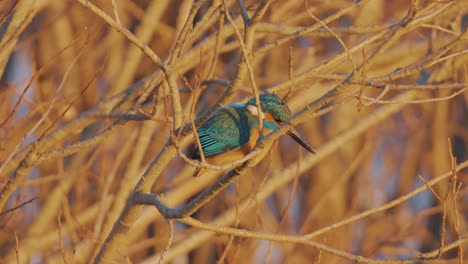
[193,105,250,158]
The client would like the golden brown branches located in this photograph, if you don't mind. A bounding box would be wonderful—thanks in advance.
[1,1,467,263]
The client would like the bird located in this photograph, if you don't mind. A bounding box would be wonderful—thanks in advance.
[191,93,315,177]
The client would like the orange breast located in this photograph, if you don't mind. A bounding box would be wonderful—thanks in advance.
[207,125,274,166]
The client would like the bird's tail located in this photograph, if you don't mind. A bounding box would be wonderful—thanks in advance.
[190,145,205,177]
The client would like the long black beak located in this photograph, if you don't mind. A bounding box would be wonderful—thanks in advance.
[286,128,316,154]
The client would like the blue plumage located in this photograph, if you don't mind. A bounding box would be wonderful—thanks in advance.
[191,93,315,177]
[194,104,255,158]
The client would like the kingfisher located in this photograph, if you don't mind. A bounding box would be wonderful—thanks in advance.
[191,93,315,177]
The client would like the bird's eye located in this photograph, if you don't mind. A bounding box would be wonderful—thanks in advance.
[274,118,282,123]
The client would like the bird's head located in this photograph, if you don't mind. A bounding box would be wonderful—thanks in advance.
[246,93,291,123]
[246,93,315,154]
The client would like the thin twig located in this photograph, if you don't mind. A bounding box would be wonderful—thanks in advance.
[75,0,165,68]
[15,231,19,264]
[158,220,174,264]
[0,197,37,216]
[359,88,465,104]
[110,0,121,24]
[305,160,468,239]
[417,175,447,259]
[305,0,356,71]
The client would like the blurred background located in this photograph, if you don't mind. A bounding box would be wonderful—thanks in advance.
[0,0,467,263]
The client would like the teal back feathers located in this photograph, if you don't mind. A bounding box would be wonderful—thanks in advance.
[192,93,291,159]
[193,104,254,158]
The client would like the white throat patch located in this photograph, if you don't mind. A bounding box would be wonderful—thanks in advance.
[247,105,265,119]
